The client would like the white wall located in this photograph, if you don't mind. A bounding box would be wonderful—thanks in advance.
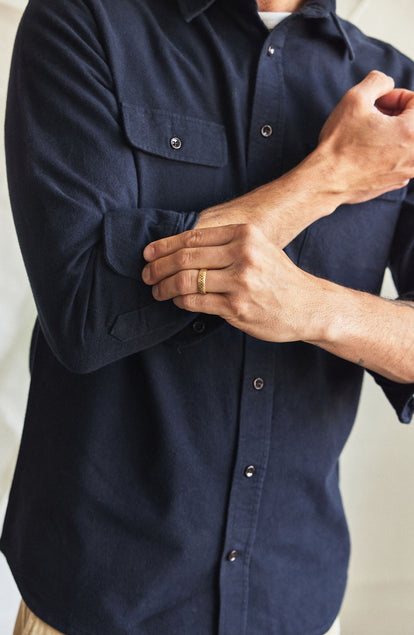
[335,2,414,633]
[0,1,413,633]
[0,2,37,632]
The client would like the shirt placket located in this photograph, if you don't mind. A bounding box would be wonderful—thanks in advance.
[217,21,290,635]
[246,20,290,188]
[217,336,276,635]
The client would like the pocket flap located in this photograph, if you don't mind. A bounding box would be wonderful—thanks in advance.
[121,103,228,168]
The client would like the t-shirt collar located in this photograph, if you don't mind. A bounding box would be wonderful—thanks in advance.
[177,0,337,23]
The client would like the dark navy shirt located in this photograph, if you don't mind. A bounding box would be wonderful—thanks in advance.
[2,0,414,634]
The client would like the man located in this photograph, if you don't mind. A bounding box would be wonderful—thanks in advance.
[2,0,414,634]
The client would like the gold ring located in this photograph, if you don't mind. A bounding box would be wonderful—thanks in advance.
[197,268,208,295]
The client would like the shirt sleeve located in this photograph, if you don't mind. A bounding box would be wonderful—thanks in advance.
[367,182,414,424]
[5,0,200,374]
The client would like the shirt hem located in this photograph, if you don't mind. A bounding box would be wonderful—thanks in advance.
[3,537,342,635]
[1,542,90,635]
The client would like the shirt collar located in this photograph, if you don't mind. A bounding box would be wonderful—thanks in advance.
[177,0,337,23]
[299,0,336,18]
[177,0,353,60]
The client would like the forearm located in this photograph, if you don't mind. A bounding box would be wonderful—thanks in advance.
[197,72,414,247]
[196,149,343,249]
[306,279,414,383]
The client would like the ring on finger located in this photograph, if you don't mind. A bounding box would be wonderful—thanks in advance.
[197,268,208,295]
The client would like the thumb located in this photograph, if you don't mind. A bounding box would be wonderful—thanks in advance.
[376,88,414,116]
[353,70,395,104]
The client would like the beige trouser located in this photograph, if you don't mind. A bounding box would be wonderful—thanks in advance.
[13,599,64,635]
[13,597,341,634]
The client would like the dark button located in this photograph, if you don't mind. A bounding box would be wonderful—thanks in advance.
[227,549,238,562]
[267,45,275,56]
[260,124,273,138]
[244,465,256,478]
[170,136,182,150]
[253,377,264,390]
[192,320,206,334]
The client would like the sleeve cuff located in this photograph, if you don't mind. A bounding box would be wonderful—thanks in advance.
[103,207,199,280]
[101,207,200,346]
[369,372,414,423]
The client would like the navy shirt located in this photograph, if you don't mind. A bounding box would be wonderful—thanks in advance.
[2,0,414,634]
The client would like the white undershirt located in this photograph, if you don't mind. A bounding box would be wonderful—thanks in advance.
[258,11,291,30]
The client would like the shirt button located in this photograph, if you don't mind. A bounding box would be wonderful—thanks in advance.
[170,136,182,150]
[260,124,273,138]
[192,320,206,334]
[227,549,239,562]
[244,465,256,478]
[267,45,275,56]
[253,377,264,390]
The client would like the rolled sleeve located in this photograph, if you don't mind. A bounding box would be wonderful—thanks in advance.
[367,184,414,424]
[5,0,199,373]
[369,374,414,424]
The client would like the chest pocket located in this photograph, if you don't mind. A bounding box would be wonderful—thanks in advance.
[121,103,229,212]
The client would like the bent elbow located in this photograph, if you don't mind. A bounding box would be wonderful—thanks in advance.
[48,335,107,374]
[37,314,113,375]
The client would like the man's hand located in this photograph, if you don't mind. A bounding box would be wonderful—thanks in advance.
[142,223,414,384]
[318,70,414,203]
[142,223,323,343]
[195,71,414,248]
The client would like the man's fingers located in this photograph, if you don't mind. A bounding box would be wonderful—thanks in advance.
[152,268,229,301]
[142,245,233,285]
[172,292,227,317]
[353,70,395,104]
[143,224,241,262]
[376,88,414,116]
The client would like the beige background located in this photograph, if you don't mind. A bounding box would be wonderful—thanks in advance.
[0,1,413,633]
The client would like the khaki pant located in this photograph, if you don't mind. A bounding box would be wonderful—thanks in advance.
[13,599,64,635]
[13,597,341,635]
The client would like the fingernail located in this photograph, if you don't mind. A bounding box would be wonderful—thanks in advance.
[142,266,150,283]
[143,245,154,261]
[153,285,159,298]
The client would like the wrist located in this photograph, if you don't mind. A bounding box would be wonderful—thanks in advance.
[301,274,363,347]
[264,148,347,247]
[298,273,346,343]
[299,145,348,209]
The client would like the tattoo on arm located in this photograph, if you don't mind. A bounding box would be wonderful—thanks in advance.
[357,358,365,367]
